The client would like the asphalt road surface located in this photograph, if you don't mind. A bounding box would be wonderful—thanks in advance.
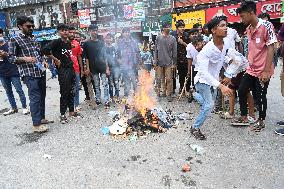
[0,65,283,189]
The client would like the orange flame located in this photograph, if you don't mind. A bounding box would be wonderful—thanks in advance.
[132,71,156,118]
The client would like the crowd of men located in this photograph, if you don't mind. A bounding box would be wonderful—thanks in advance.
[0,1,283,139]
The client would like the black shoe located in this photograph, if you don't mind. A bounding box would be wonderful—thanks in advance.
[60,115,68,124]
[275,128,284,136]
[190,127,206,140]
[105,102,110,109]
[251,121,265,132]
[96,101,102,105]
[276,121,284,126]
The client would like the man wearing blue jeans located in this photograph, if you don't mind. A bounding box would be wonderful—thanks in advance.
[83,25,110,108]
[191,16,233,140]
[9,16,52,133]
[0,28,29,116]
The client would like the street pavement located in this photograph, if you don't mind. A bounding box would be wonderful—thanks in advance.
[0,65,283,189]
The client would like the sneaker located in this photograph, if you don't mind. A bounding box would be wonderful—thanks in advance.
[96,100,102,105]
[276,121,284,126]
[248,116,257,124]
[60,115,68,124]
[231,117,250,126]
[22,108,30,115]
[3,109,18,116]
[32,125,48,133]
[220,112,234,120]
[105,102,110,109]
[167,95,173,102]
[275,128,284,136]
[75,106,82,112]
[251,121,265,132]
[190,127,206,140]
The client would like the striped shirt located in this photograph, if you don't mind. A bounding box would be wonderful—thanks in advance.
[9,33,43,77]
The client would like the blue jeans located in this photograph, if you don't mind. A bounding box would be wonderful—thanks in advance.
[93,73,109,103]
[47,58,57,78]
[74,73,80,107]
[121,68,137,97]
[193,82,215,129]
[23,73,46,126]
[0,76,27,109]
[108,67,120,98]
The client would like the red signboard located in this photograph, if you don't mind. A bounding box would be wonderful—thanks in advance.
[260,0,282,19]
[205,0,281,23]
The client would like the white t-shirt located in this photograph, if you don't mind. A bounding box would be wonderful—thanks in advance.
[186,43,199,66]
[194,38,231,88]
[224,27,241,50]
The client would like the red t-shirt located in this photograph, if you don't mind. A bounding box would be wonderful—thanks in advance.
[71,40,82,74]
[246,19,277,77]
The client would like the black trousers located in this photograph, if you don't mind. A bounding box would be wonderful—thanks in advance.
[58,68,76,115]
[238,73,269,120]
[175,62,190,92]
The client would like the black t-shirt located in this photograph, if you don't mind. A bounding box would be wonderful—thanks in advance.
[82,40,106,74]
[42,38,73,69]
[171,31,190,64]
[0,42,19,77]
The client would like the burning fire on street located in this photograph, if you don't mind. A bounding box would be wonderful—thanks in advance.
[104,71,178,140]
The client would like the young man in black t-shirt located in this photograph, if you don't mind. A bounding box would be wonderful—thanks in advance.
[83,25,110,108]
[42,24,81,124]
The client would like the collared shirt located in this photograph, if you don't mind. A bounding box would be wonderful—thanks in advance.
[9,33,43,78]
[224,48,249,78]
[224,27,241,50]
[117,38,141,69]
[194,39,231,88]
[186,43,199,66]
[246,18,277,77]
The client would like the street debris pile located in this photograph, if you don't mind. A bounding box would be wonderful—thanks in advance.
[102,71,192,140]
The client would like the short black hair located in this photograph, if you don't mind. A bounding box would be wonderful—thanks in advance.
[258,12,270,20]
[68,26,76,30]
[191,35,203,46]
[188,28,199,35]
[175,20,185,28]
[0,28,3,34]
[207,16,227,34]
[16,16,34,27]
[57,23,69,31]
[193,23,202,29]
[236,1,257,14]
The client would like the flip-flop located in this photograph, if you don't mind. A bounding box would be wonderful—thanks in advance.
[41,119,54,124]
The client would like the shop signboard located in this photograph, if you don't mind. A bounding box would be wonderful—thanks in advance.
[124,2,145,21]
[172,10,205,30]
[0,13,6,29]
[261,0,282,19]
[206,0,281,23]
[142,18,161,36]
[78,9,91,28]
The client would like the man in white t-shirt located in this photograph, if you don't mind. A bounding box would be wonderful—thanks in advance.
[190,16,233,140]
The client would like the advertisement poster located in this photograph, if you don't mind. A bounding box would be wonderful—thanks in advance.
[172,10,205,30]
[78,9,91,28]
[124,2,145,21]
